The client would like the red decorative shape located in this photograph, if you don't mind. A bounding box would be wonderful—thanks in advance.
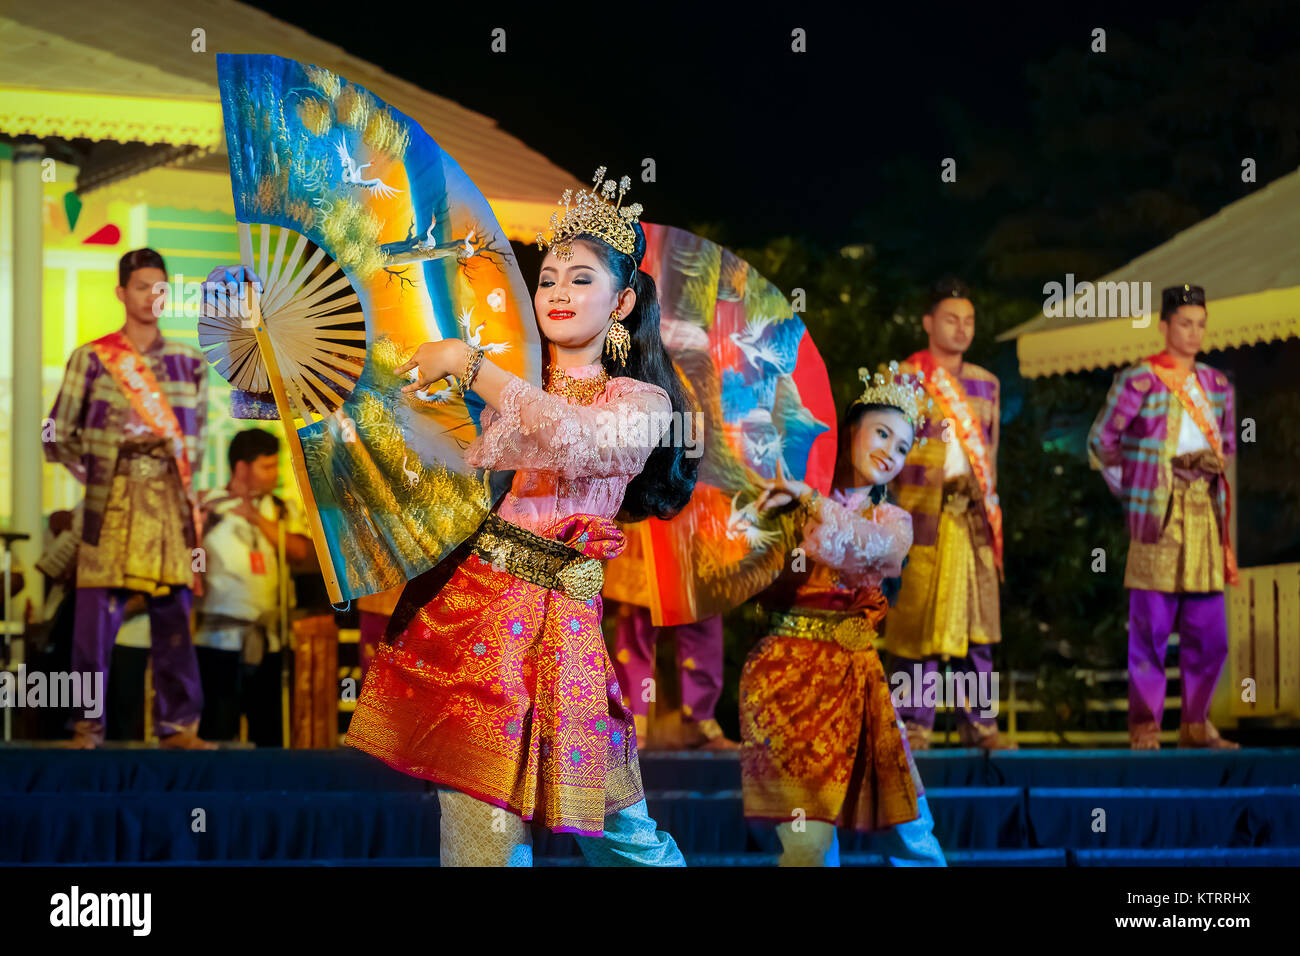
[82,224,122,246]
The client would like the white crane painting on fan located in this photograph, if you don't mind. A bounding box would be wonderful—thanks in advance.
[406,367,457,404]
[403,306,509,403]
[737,409,786,469]
[381,215,489,267]
[334,135,402,199]
[725,492,782,549]
[728,314,784,371]
[457,306,510,356]
[406,307,510,402]
[728,313,784,372]
[421,215,478,256]
[400,452,420,488]
[744,429,785,467]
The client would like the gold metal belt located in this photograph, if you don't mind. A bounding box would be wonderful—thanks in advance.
[116,447,174,480]
[766,606,878,652]
[468,512,604,602]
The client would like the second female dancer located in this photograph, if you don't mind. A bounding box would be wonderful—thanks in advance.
[739,364,946,866]
[344,169,699,866]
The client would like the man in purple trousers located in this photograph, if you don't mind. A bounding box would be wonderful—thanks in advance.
[1088,284,1240,751]
[612,604,738,750]
[44,249,213,750]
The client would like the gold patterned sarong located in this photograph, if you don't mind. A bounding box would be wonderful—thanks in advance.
[1125,452,1225,593]
[76,445,194,595]
[887,474,1000,659]
[740,600,919,832]
[345,513,641,837]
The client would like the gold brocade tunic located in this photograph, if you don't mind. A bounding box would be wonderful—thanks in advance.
[885,473,1000,660]
[76,445,194,595]
[1125,451,1225,593]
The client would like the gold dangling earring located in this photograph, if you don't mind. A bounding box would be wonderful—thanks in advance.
[604,308,630,367]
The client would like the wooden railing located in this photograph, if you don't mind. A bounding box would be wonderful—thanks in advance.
[927,669,1183,746]
[1229,563,1300,718]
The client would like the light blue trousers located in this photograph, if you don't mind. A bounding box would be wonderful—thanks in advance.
[775,795,947,867]
[437,788,685,867]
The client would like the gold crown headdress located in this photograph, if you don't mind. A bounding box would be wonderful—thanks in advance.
[855,361,935,441]
[536,166,644,262]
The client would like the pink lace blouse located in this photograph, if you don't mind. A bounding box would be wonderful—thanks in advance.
[800,488,913,592]
[464,362,672,537]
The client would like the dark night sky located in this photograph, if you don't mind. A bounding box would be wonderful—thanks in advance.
[249,0,1208,249]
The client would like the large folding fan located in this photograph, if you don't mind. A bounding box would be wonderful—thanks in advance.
[605,223,837,625]
[203,53,541,603]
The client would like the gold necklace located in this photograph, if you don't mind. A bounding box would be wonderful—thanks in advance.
[545,365,610,405]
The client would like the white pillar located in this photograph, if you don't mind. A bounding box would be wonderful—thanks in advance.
[10,140,44,598]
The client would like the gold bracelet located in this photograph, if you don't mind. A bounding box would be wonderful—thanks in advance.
[457,345,484,396]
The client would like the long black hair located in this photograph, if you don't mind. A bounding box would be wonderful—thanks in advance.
[562,224,699,521]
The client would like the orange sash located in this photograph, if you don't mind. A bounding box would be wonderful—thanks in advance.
[90,331,203,543]
[1146,352,1239,585]
[908,350,1003,571]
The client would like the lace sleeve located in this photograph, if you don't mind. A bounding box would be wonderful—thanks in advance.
[465,376,673,479]
[802,498,913,587]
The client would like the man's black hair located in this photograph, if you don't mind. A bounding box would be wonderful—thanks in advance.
[117,248,167,287]
[228,428,280,471]
[926,276,972,315]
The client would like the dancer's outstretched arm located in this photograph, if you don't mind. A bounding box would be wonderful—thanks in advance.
[397,338,671,478]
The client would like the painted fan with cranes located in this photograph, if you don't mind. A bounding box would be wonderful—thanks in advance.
[201,53,541,603]
[603,222,837,625]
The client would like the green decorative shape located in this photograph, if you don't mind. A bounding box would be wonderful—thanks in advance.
[64,191,83,232]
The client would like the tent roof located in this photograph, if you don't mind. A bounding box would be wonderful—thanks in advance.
[997,167,1300,376]
[0,4,583,207]
[1001,166,1300,341]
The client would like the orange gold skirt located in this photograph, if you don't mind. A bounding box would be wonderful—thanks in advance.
[739,622,919,832]
[344,514,642,837]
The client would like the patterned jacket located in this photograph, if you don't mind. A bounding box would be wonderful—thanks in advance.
[44,335,208,547]
[889,358,1000,548]
[1087,360,1234,544]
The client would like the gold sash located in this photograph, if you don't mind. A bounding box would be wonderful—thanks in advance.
[89,331,203,544]
[1146,356,1237,585]
[907,351,1003,572]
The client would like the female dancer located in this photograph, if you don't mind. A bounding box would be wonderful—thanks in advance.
[740,364,946,866]
[345,170,699,866]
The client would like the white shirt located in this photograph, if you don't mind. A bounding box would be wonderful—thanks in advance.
[1175,377,1212,455]
[193,489,308,652]
[943,428,972,478]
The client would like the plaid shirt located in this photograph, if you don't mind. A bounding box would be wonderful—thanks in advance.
[1088,360,1235,544]
[44,334,208,547]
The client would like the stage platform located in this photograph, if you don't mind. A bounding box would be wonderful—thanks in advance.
[2,747,1298,866]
